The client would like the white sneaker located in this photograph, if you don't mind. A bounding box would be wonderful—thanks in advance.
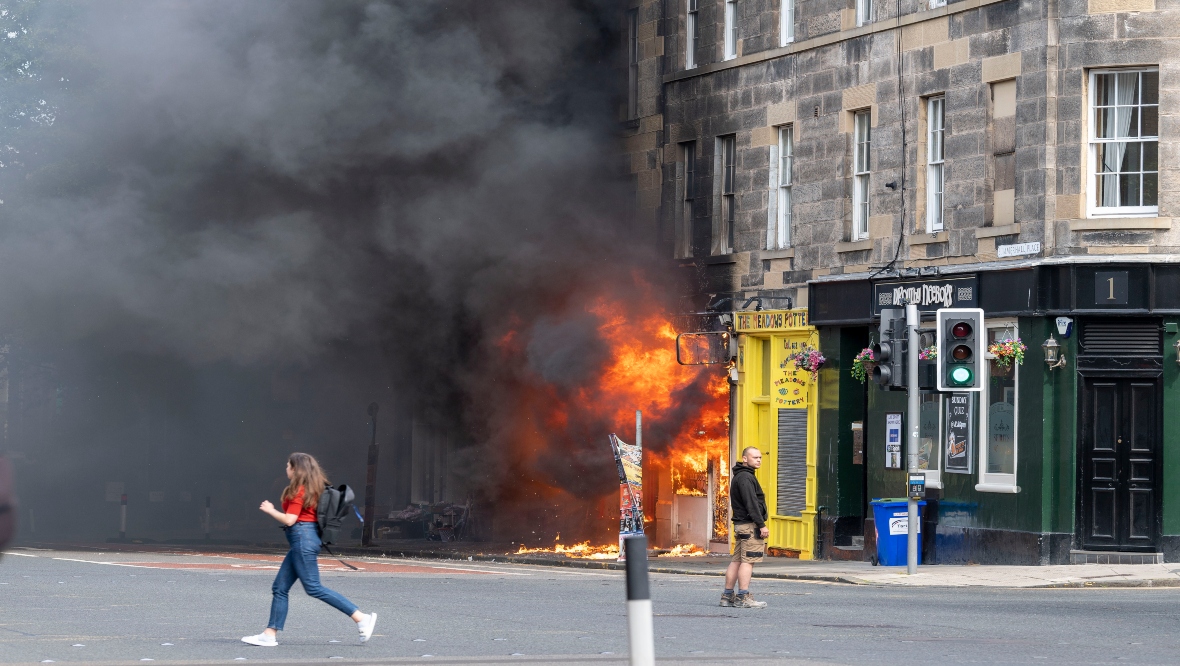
[358,612,377,643]
[241,633,278,647]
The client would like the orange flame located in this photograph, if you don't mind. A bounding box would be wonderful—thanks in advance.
[486,286,730,547]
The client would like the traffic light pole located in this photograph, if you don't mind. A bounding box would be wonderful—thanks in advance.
[905,303,920,575]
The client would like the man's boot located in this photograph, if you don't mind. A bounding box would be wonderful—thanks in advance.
[733,592,767,608]
[719,591,734,607]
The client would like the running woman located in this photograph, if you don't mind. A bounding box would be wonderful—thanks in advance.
[241,452,377,647]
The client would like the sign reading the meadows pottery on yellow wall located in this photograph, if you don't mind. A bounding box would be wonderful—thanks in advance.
[776,339,811,408]
[735,309,808,331]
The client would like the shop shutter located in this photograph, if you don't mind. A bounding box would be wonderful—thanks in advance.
[1081,321,1161,355]
[776,408,808,516]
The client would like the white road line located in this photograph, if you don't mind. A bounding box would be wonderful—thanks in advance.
[51,557,155,569]
[1,551,39,557]
[347,560,532,576]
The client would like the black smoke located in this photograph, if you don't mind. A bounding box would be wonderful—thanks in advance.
[0,0,687,543]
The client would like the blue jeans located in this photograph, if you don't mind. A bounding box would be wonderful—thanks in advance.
[267,522,358,631]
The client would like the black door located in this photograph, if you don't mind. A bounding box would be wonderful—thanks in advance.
[1079,377,1161,552]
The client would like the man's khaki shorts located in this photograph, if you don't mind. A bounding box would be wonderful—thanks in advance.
[731,522,766,563]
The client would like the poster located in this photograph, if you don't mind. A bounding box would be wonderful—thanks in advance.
[945,393,973,473]
[609,434,644,557]
[885,413,902,469]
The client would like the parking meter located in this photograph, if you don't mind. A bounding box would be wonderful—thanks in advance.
[908,472,925,501]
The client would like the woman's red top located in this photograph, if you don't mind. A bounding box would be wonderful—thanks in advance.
[281,487,319,523]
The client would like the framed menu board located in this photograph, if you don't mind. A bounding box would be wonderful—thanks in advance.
[945,393,974,474]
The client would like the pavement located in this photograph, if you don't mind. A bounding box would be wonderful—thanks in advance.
[321,540,1180,589]
[23,539,1180,588]
[5,544,1180,665]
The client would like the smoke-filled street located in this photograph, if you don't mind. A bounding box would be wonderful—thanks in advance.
[4,546,1180,665]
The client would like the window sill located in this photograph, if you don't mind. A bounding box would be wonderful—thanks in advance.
[835,239,873,253]
[1070,217,1171,231]
[975,223,1021,238]
[761,248,795,259]
[975,483,1020,494]
[908,231,947,245]
[750,396,770,404]
[702,253,739,265]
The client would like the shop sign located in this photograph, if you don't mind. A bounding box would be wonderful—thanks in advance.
[873,276,977,316]
[774,336,812,407]
[735,309,809,332]
[885,413,902,469]
[945,393,974,474]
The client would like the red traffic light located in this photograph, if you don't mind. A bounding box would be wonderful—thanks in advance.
[951,322,972,338]
[951,344,972,361]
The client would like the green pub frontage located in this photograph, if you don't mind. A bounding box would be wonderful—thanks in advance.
[808,263,1180,565]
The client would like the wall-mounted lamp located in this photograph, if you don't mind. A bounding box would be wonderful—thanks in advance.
[1042,335,1067,370]
[1173,339,1180,367]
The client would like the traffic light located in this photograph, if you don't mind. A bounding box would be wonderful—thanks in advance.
[872,308,906,389]
[936,308,984,392]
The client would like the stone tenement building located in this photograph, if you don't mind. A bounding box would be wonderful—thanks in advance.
[623,0,1177,304]
[626,1,1180,565]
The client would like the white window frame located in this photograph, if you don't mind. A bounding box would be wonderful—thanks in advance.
[767,125,793,249]
[678,142,696,259]
[1087,67,1159,218]
[976,319,1019,493]
[724,0,738,60]
[918,392,943,490]
[686,0,698,69]
[852,110,871,241]
[720,135,736,254]
[780,0,795,46]
[926,96,945,232]
[929,0,946,8]
[856,0,873,27]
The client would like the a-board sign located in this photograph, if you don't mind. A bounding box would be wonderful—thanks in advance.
[945,393,973,474]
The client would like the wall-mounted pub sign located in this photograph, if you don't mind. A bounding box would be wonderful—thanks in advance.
[873,276,978,316]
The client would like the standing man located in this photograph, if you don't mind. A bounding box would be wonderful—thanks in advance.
[721,446,768,609]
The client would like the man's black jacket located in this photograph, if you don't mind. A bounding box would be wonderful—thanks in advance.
[730,462,768,529]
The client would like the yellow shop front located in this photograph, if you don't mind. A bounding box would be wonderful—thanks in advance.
[732,309,818,559]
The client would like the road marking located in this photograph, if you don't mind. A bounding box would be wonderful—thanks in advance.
[2,551,39,557]
[53,558,155,569]
[49,556,510,575]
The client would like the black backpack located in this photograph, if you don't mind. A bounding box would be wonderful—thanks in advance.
[316,483,356,546]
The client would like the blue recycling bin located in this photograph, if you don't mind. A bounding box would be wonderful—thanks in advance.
[870,499,926,566]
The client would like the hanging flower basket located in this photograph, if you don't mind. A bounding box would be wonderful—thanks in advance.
[790,345,826,380]
[988,337,1027,369]
[918,345,937,361]
[851,347,876,383]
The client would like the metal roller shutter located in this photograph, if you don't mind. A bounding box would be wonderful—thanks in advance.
[776,408,808,516]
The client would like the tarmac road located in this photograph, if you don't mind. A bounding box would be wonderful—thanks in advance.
[3,546,1180,665]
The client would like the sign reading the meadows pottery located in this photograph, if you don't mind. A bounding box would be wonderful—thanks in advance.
[872,276,978,316]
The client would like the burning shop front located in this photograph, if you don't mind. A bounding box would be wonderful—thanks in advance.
[729,309,820,559]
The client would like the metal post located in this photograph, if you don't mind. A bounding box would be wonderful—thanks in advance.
[119,494,127,540]
[362,402,380,546]
[623,535,655,666]
[204,496,211,542]
[635,410,642,450]
[905,303,920,575]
